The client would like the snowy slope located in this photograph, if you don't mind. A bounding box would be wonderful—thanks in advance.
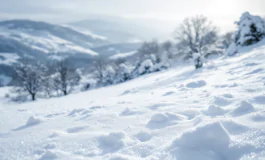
[1,42,265,159]
[0,20,110,58]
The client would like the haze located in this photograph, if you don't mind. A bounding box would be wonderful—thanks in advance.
[0,0,264,32]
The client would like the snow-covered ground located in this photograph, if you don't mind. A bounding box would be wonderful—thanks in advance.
[1,43,265,160]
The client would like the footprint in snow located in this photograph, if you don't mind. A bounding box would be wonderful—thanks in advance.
[66,125,90,133]
[135,131,152,142]
[211,96,232,107]
[163,91,175,96]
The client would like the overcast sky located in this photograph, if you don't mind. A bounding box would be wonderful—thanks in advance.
[0,0,264,32]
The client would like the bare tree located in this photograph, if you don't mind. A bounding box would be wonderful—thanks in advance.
[13,59,45,101]
[53,59,80,96]
[175,15,218,58]
[138,40,161,63]
[94,56,107,83]
[162,40,174,59]
[222,32,233,49]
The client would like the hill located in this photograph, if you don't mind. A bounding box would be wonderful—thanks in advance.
[1,40,265,159]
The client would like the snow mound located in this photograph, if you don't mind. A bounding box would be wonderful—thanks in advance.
[202,105,227,117]
[186,80,206,88]
[230,101,255,116]
[135,131,152,142]
[26,116,43,126]
[147,112,186,129]
[98,132,126,153]
[170,122,230,159]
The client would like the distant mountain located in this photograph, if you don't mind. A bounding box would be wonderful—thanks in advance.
[0,19,112,85]
[0,19,111,57]
[69,17,164,43]
[0,19,145,86]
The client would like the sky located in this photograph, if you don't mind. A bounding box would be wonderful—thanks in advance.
[0,0,264,32]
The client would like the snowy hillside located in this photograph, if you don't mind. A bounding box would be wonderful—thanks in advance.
[1,41,265,159]
[0,20,111,60]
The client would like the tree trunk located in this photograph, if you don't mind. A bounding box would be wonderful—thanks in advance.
[63,90,67,95]
[31,94,36,101]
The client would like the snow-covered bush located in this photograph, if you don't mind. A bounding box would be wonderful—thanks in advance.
[138,59,154,75]
[81,79,97,91]
[153,61,170,71]
[115,63,132,83]
[227,12,265,56]
[102,66,116,85]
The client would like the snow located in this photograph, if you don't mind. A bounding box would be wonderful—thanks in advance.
[0,23,99,56]
[0,53,19,65]
[109,51,137,60]
[26,116,43,126]
[227,12,265,56]
[138,59,154,75]
[1,42,265,159]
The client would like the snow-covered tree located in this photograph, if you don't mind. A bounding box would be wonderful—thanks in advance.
[235,12,265,46]
[53,59,80,96]
[193,53,203,69]
[115,63,132,83]
[13,59,46,101]
[102,66,116,85]
[222,32,234,49]
[175,15,218,59]
[94,56,107,83]
[138,40,161,63]
[162,40,175,59]
[138,59,154,75]
[227,12,265,56]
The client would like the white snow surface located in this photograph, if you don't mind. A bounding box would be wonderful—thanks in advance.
[1,44,265,160]
[109,51,137,60]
